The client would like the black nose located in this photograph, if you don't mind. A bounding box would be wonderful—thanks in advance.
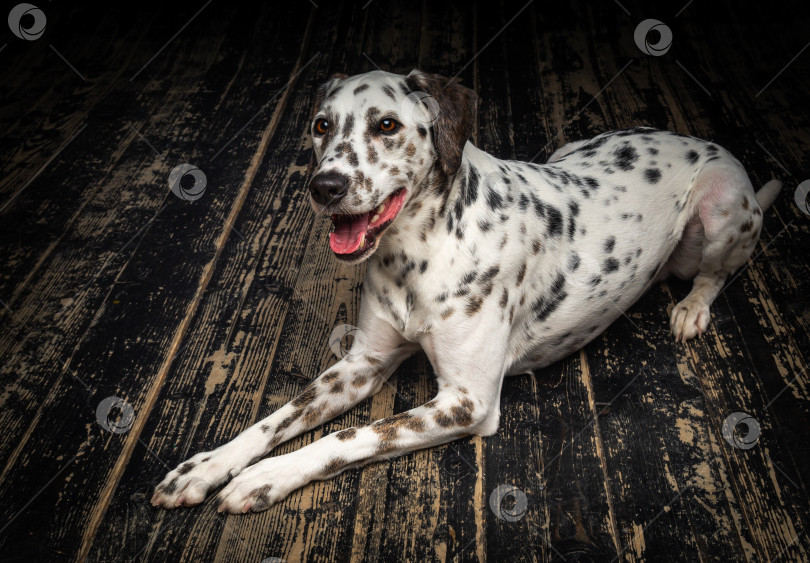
[309,171,349,206]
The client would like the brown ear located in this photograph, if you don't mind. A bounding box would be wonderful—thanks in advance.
[405,70,477,176]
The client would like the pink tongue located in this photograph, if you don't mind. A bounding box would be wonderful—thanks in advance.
[329,212,370,254]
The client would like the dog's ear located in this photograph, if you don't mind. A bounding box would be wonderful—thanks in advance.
[312,72,349,119]
[405,70,477,176]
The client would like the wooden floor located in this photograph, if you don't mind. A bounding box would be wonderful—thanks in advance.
[1,1,808,561]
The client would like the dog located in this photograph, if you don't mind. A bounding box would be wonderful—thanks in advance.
[152,69,781,513]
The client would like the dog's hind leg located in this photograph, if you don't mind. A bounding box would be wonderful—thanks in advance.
[152,309,416,509]
[669,166,781,342]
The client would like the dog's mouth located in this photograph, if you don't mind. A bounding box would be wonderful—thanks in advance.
[329,188,407,261]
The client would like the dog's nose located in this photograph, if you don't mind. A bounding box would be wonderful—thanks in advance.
[309,171,349,206]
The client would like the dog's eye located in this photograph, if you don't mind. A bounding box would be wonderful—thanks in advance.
[379,118,400,134]
[314,118,329,136]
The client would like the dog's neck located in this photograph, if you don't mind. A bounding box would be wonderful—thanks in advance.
[371,142,509,273]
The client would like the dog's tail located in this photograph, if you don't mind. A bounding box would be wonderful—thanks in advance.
[755,179,782,211]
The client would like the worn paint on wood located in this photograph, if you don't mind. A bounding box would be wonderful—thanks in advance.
[0,1,808,562]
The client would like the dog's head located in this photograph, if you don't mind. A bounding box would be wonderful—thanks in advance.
[308,69,476,263]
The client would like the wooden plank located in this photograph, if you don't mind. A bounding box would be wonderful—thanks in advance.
[647,5,810,559]
[87,3,363,562]
[0,4,242,468]
[0,1,256,468]
[0,3,313,561]
[0,6,167,302]
[0,4,121,170]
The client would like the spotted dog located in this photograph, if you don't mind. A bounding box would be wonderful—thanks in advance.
[153,70,781,513]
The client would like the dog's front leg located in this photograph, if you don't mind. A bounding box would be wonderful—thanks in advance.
[214,326,508,513]
[152,315,415,509]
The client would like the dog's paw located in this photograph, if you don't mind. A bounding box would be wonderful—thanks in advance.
[215,455,304,514]
[670,298,711,342]
[151,449,240,509]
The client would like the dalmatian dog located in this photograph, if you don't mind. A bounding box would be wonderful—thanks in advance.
[152,70,781,513]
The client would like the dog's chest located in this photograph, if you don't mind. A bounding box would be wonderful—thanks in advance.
[363,242,481,341]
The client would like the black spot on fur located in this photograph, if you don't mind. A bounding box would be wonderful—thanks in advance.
[479,266,500,284]
[461,271,477,285]
[644,168,661,184]
[381,85,397,101]
[486,187,504,210]
[341,114,354,138]
[518,194,529,211]
[353,84,369,95]
[366,107,380,127]
[613,142,639,171]
[686,150,699,164]
[547,206,563,237]
[532,272,567,322]
[177,462,195,475]
[463,166,480,206]
[603,258,620,273]
[516,262,527,286]
[604,237,616,253]
[531,194,546,218]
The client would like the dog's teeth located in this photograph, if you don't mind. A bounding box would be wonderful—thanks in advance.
[359,233,366,247]
[371,214,379,223]
[377,203,385,214]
